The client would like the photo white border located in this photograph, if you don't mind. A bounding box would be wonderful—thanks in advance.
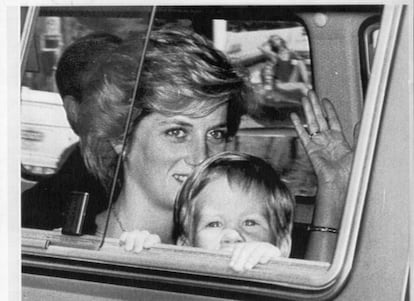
[4,1,413,300]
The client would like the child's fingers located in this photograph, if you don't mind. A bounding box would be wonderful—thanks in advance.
[229,244,284,272]
[230,244,260,272]
[133,230,150,253]
[124,232,138,251]
[243,249,266,270]
[120,230,156,253]
[229,244,242,267]
[143,234,161,249]
[257,253,272,265]
[119,231,128,246]
[258,247,282,264]
[229,243,248,270]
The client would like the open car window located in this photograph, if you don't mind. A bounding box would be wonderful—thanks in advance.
[21,4,407,300]
[21,6,316,257]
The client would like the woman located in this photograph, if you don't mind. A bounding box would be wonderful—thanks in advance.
[78,28,352,261]
[78,28,246,243]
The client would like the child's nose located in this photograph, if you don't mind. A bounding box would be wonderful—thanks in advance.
[221,229,244,245]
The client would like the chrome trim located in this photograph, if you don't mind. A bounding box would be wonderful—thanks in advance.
[322,4,404,296]
[20,7,39,79]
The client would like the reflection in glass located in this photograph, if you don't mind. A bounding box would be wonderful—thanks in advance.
[219,20,316,198]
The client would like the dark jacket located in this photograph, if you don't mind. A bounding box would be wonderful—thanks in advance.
[21,145,107,234]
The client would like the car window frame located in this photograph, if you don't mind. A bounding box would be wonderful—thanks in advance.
[20,4,403,300]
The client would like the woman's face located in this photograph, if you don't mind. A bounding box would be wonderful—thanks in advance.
[124,104,229,210]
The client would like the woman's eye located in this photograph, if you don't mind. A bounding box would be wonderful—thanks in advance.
[207,129,227,143]
[206,221,222,228]
[243,220,259,227]
[166,128,186,139]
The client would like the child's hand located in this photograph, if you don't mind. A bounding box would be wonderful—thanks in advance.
[229,242,282,272]
[119,230,161,253]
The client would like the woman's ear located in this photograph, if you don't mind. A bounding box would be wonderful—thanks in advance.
[279,236,292,258]
[176,235,191,246]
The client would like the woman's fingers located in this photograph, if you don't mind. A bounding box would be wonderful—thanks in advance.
[309,91,329,131]
[302,95,319,134]
[290,112,311,146]
[301,91,335,135]
[291,91,344,150]
[323,98,342,131]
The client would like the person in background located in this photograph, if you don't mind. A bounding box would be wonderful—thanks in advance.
[21,33,122,234]
[259,34,311,99]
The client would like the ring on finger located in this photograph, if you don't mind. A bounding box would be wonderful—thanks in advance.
[309,130,321,138]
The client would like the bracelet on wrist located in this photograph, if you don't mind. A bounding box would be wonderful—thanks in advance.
[307,225,338,234]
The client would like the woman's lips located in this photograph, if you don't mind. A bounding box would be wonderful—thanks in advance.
[173,174,188,183]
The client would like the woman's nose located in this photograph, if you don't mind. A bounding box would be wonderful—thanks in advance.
[185,136,208,166]
[221,229,244,245]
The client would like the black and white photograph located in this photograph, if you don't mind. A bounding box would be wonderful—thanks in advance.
[3,1,413,300]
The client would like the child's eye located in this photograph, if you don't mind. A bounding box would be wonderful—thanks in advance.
[243,220,259,227]
[206,221,222,228]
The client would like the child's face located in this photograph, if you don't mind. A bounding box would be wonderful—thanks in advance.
[192,178,274,252]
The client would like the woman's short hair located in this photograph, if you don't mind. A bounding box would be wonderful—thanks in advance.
[56,32,122,102]
[55,33,122,134]
[173,151,295,250]
[77,28,248,190]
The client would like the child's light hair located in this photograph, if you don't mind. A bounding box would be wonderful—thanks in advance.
[173,151,295,251]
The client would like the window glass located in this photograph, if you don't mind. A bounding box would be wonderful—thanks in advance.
[220,20,315,198]
[21,9,315,258]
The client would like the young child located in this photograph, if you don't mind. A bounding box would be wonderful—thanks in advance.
[120,152,295,272]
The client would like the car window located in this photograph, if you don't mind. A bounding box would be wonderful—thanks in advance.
[21,8,315,258]
[21,5,396,300]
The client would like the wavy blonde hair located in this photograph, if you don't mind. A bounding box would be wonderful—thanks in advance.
[77,28,248,191]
